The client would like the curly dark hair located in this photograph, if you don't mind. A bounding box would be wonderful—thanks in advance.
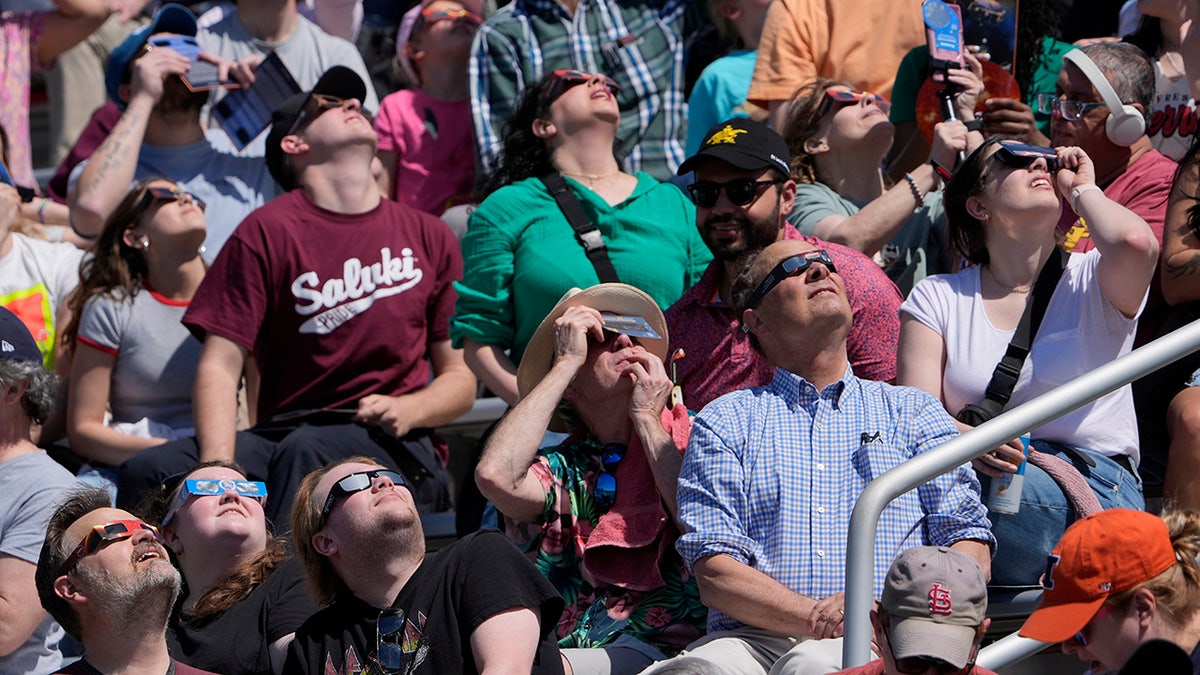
[944,137,1005,265]
[61,178,167,356]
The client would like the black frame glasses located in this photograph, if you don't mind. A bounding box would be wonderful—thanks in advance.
[592,443,626,510]
[741,249,837,320]
[539,69,620,109]
[1032,92,1107,121]
[687,178,783,209]
[319,469,407,526]
[59,519,162,575]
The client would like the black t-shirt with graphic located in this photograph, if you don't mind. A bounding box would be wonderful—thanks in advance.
[284,531,565,675]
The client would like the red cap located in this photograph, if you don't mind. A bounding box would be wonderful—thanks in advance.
[1019,509,1177,643]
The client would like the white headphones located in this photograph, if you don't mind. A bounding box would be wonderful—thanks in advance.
[1062,49,1145,147]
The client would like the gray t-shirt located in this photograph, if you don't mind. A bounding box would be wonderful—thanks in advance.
[77,287,201,432]
[0,451,78,675]
[69,130,278,264]
[198,12,380,114]
[787,181,954,296]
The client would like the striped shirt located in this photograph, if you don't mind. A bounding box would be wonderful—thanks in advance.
[469,0,698,182]
[677,366,994,633]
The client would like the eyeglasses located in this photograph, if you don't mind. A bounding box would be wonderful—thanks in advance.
[884,624,975,675]
[1032,93,1107,121]
[983,140,1059,181]
[161,478,268,526]
[319,469,407,526]
[375,607,425,672]
[414,6,482,31]
[816,87,891,119]
[741,249,838,319]
[287,93,352,135]
[133,186,206,222]
[1070,603,1118,647]
[592,443,626,510]
[687,178,783,209]
[539,69,620,109]
[58,519,162,575]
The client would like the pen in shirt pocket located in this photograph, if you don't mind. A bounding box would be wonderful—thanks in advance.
[602,33,643,61]
[860,431,881,445]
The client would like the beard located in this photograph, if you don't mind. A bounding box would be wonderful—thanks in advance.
[155,77,208,117]
[700,199,783,261]
[75,543,182,627]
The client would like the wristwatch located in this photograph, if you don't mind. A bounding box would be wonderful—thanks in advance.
[964,118,984,133]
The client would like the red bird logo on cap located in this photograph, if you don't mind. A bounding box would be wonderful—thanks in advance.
[928,583,953,615]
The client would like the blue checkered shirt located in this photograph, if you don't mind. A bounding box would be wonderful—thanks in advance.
[469,0,699,182]
[677,366,994,633]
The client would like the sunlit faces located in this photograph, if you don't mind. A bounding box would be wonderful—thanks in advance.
[541,71,621,130]
[744,240,850,338]
[1050,64,1110,151]
[294,94,378,153]
[692,162,790,261]
[971,145,1061,224]
[411,0,480,56]
[315,462,419,534]
[1061,602,1145,674]
[162,466,269,554]
[127,180,207,249]
[59,507,179,611]
[811,85,893,148]
[569,329,650,402]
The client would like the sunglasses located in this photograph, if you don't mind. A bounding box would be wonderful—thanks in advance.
[741,249,838,319]
[592,443,626,510]
[1032,92,1107,121]
[287,93,353,135]
[539,69,620,109]
[687,178,783,209]
[1071,603,1118,648]
[319,469,407,526]
[816,87,890,119]
[984,140,1059,179]
[375,607,425,672]
[133,186,206,222]
[59,519,163,575]
[161,478,268,526]
[414,6,482,31]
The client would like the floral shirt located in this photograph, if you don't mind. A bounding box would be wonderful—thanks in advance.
[1,12,48,189]
[504,437,706,655]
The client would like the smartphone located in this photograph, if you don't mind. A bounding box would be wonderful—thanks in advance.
[923,0,965,83]
[147,34,239,92]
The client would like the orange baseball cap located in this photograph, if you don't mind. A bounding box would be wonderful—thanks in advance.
[1019,509,1177,643]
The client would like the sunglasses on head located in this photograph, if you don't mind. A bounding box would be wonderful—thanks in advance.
[741,249,838,321]
[414,6,482,31]
[287,93,353,135]
[989,140,1059,173]
[161,478,268,526]
[592,443,626,510]
[687,178,783,209]
[817,87,890,118]
[539,69,620,109]
[59,519,162,576]
[319,469,407,526]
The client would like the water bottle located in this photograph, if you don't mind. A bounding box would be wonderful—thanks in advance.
[988,434,1031,515]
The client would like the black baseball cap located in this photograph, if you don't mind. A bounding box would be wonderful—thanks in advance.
[265,66,369,191]
[677,118,791,178]
[0,307,42,364]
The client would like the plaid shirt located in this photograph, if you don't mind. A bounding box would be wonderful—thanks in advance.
[469,0,698,182]
[677,366,994,633]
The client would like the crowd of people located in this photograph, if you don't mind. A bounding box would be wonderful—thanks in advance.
[5,0,1200,673]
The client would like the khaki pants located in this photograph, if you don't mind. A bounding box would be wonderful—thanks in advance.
[639,627,858,675]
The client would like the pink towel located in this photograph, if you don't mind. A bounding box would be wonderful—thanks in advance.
[582,404,690,593]
[1027,449,1103,518]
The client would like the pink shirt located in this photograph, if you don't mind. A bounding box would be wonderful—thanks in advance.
[1,12,48,189]
[374,88,475,216]
[665,224,902,411]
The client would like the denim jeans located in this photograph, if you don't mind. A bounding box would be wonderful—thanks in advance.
[980,440,1144,587]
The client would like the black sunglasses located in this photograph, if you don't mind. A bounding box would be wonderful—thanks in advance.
[319,469,406,526]
[741,250,838,321]
[592,443,626,510]
[687,178,783,209]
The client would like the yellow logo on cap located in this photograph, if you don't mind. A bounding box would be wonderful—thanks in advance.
[706,125,746,145]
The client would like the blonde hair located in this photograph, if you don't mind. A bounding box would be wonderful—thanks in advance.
[1106,509,1200,629]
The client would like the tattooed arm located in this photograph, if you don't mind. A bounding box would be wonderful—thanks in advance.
[68,43,191,237]
[1162,156,1200,306]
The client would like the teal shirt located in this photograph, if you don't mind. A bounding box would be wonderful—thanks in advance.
[451,173,710,361]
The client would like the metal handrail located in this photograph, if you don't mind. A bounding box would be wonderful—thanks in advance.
[841,318,1200,668]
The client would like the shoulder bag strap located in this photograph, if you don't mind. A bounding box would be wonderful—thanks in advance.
[539,173,621,284]
[981,248,1069,409]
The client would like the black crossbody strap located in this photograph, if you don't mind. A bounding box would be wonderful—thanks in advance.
[539,173,621,283]
[982,248,1069,408]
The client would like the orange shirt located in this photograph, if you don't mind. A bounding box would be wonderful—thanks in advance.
[747,0,925,106]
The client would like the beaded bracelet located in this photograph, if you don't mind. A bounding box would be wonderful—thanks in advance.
[902,172,923,207]
[37,198,47,224]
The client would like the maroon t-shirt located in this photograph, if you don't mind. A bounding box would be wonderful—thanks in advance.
[185,190,462,421]
[665,224,903,411]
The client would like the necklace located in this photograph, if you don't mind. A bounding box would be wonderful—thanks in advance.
[560,169,621,183]
[983,265,1033,294]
